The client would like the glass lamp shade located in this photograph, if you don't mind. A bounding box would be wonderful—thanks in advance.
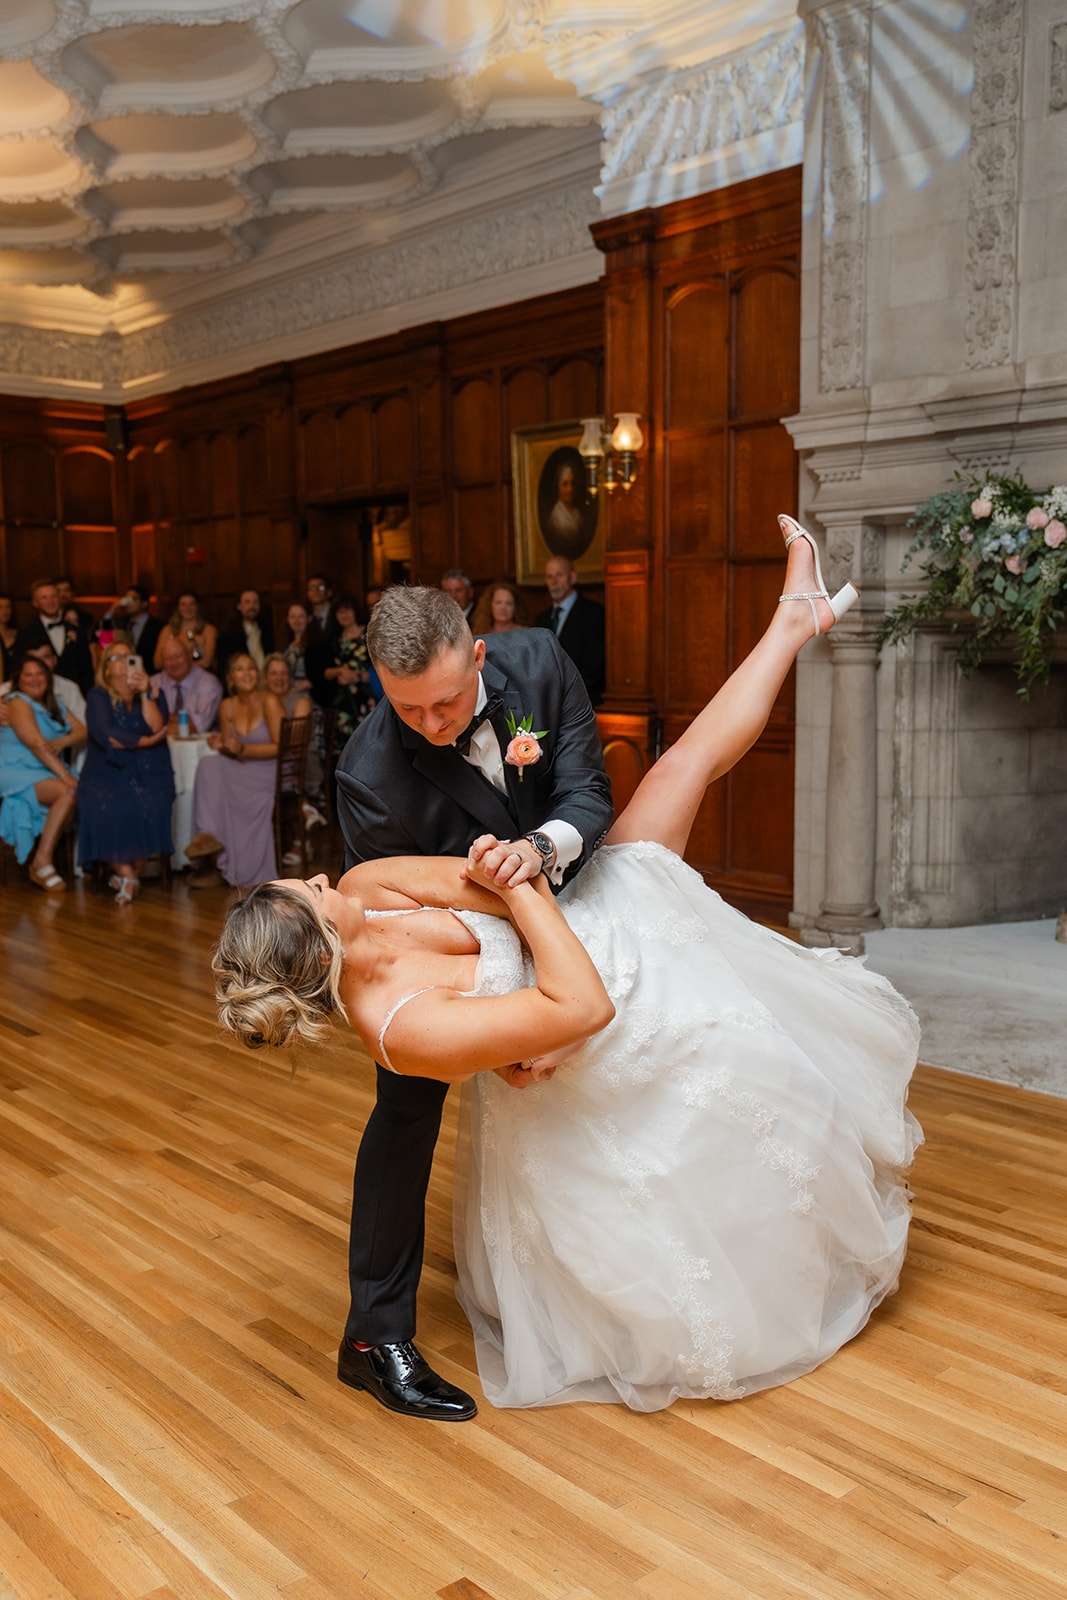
[610,412,643,453]
[579,416,605,459]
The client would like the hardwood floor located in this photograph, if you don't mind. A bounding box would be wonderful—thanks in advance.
[1,871,1065,1600]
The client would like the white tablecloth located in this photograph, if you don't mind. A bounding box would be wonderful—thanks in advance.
[168,734,217,869]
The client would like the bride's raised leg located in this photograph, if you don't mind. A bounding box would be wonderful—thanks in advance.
[605,516,858,857]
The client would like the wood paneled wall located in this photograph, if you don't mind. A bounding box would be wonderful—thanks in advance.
[0,177,803,914]
[0,399,125,626]
[596,169,803,921]
[0,286,603,633]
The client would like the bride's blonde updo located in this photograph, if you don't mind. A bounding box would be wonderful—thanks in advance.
[213,884,345,1048]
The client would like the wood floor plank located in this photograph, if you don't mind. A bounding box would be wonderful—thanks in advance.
[1,871,1066,1598]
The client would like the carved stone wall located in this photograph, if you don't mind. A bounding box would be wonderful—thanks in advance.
[965,0,1024,370]
[811,1,871,394]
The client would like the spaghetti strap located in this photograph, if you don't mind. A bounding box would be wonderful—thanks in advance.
[377,987,437,1073]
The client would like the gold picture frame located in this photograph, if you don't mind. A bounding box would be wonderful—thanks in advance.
[511,419,604,585]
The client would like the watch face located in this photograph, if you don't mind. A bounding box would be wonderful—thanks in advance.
[527,831,552,859]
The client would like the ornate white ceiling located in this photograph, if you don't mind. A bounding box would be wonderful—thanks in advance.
[0,0,803,399]
[0,0,626,287]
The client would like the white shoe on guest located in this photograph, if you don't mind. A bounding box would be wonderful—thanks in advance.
[777,513,859,634]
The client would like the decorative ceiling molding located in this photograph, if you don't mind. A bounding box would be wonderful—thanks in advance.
[596,18,804,215]
[0,171,603,400]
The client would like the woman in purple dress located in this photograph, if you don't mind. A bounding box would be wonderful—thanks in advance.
[189,653,283,889]
[79,641,174,903]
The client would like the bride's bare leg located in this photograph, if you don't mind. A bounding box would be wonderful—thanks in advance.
[606,524,848,858]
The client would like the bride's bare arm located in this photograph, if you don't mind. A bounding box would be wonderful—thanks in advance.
[339,854,510,916]
[378,858,614,1083]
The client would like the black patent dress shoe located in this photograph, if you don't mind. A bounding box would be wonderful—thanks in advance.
[337,1338,478,1421]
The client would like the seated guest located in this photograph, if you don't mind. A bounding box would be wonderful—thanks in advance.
[470,579,528,636]
[151,635,223,732]
[154,589,217,672]
[15,577,95,695]
[263,653,313,722]
[0,593,16,680]
[216,588,274,679]
[0,654,85,891]
[78,641,174,905]
[282,600,330,707]
[101,585,163,662]
[187,653,283,890]
[322,593,375,746]
[1,642,89,774]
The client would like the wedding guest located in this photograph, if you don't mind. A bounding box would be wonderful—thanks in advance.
[187,654,283,889]
[55,576,97,637]
[102,585,163,662]
[150,635,223,732]
[154,589,217,672]
[216,588,274,678]
[323,593,375,746]
[264,653,313,722]
[0,654,84,890]
[535,555,605,707]
[441,569,475,627]
[78,641,174,904]
[15,578,95,694]
[306,574,334,638]
[282,600,329,706]
[0,594,17,679]
[470,580,527,636]
[1,643,88,765]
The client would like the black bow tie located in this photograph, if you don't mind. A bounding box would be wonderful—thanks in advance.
[453,693,504,756]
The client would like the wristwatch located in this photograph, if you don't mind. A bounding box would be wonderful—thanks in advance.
[523,830,556,870]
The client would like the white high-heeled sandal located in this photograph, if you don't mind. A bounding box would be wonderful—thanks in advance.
[777,513,859,634]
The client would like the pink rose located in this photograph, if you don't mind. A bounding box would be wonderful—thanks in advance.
[1005,554,1022,574]
[971,497,993,519]
[958,528,973,543]
[505,733,542,778]
[1027,507,1050,530]
[1044,520,1067,549]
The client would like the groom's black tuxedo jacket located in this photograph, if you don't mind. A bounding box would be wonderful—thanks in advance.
[335,628,612,882]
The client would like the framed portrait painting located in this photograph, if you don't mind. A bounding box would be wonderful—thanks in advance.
[511,419,604,585]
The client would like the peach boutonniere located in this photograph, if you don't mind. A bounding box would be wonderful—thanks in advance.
[504,708,548,780]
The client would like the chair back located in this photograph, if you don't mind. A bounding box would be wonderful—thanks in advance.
[275,715,312,799]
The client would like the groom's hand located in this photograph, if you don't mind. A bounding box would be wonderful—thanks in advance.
[494,1062,557,1090]
[466,833,543,888]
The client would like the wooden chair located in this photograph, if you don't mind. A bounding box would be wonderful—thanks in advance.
[319,707,340,830]
[272,715,313,875]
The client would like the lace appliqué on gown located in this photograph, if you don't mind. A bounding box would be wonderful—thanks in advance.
[453,840,922,1413]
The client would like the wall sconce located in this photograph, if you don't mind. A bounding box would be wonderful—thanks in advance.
[579,413,644,495]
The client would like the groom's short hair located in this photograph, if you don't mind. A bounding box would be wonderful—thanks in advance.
[367,585,475,677]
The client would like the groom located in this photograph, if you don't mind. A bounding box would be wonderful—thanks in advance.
[335,584,613,1420]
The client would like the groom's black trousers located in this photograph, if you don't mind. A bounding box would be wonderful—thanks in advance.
[345,1066,450,1345]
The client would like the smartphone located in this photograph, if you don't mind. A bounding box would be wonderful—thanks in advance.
[126,654,143,676]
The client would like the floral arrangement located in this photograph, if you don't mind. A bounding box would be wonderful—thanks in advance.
[504,707,547,780]
[878,471,1067,696]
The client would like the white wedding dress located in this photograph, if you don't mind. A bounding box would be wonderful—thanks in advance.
[445,841,922,1412]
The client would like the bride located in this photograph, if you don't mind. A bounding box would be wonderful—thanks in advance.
[214,519,921,1411]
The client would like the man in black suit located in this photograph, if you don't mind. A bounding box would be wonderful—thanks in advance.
[215,588,274,678]
[440,568,475,628]
[535,555,606,706]
[15,578,95,695]
[107,584,163,665]
[334,585,612,1421]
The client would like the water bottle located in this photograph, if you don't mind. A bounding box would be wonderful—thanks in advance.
[178,709,190,737]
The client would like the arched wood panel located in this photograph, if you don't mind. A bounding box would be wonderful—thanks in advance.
[451,378,497,486]
[338,404,373,492]
[375,394,412,485]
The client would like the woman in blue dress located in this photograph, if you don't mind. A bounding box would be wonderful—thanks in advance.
[0,654,84,891]
[79,640,175,904]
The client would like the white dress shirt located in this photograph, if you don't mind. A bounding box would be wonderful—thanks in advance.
[458,675,581,886]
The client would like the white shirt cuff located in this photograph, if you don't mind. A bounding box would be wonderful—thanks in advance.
[537,819,583,886]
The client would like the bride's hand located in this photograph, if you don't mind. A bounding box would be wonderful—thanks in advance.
[494,1061,557,1090]
[463,832,545,891]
